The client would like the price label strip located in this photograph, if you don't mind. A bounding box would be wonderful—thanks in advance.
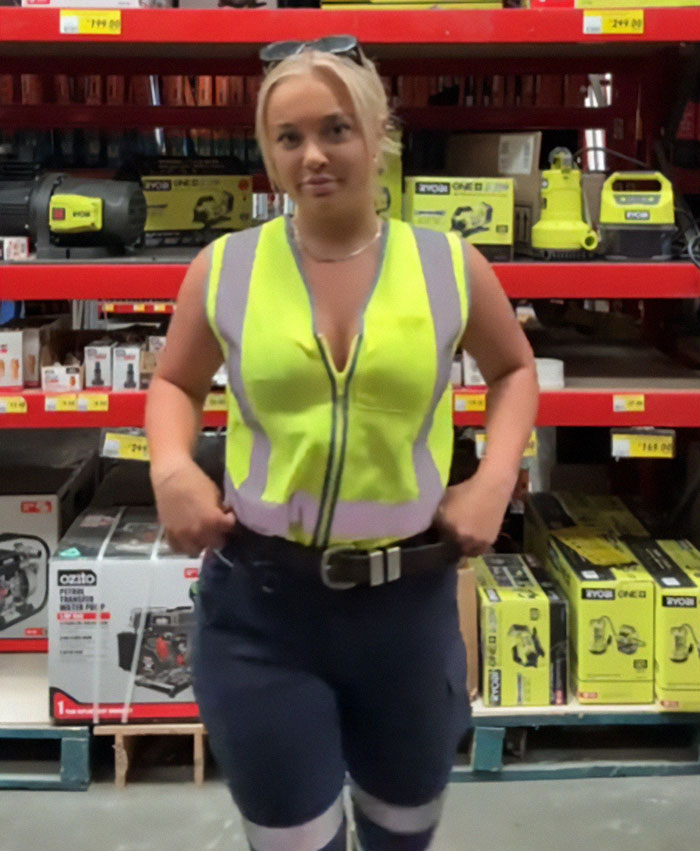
[613,393,645,413]
[77,393,109,413]
[45,394,78,413]
[583,9,644,36]
[475,429,538,460]
[102,431,150,462]
[204,393,227,413]
[611,429,675,460]
[454,393,486,413]
[60,10,122,36]
[0,396,27,415]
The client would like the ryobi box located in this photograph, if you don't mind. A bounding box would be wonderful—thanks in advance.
[48,506,201,723]
[525,493,654,704]
[403,177,514,260]
[135,158,252,246]
[626,538,700,711]
[599,172,675,260]
[474,554,568,707]
[376,132,402,221]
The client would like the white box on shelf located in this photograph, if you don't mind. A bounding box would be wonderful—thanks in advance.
[0,330,23,390]
[84,343,115,389]
[0,237,30,261]
[112,345,142,392]
[41,364,84,393]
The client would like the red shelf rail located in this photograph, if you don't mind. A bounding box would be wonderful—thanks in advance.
[1,389,699,429]
[3,261,700,301]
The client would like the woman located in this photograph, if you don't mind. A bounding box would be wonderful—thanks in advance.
[146,37,538,851]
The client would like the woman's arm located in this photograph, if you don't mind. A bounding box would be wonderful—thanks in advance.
[436,243,539,555]
[145,246,235,555]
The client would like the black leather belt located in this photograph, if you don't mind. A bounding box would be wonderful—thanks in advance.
[228,525,463,590]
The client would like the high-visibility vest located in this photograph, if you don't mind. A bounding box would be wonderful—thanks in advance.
[205,216,469,549]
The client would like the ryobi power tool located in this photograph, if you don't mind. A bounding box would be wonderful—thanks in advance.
[670,624,700,663]
[117,605,195,698]
[0,163,146,258]
[590,616,645,656]
[509,625,545,668]
[0,534,50,631]
[531,147,599,260]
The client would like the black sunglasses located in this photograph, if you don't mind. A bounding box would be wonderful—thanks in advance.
[259,35,364,70]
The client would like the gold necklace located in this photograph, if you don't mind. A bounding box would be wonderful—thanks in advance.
[292,218,382,263]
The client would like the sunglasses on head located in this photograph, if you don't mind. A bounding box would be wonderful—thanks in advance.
[259,35,364,70]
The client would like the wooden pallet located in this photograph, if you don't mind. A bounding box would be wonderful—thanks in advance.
[450,698,700,782]
[0,724,91,790]
[93,723,207,788]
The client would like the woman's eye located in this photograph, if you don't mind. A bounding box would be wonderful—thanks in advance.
[277,132,300,147]
[331,123,351,138]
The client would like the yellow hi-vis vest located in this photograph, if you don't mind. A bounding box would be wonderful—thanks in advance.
[205,216,469,549]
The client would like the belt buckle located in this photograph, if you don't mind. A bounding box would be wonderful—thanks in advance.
[321,546,358,590]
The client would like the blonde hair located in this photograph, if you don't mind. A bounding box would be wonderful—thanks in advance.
[255,49,400,191]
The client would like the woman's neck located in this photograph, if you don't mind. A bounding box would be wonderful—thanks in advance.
[293,204,380,255]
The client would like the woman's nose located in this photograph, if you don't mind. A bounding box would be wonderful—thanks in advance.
[302,138,328,169]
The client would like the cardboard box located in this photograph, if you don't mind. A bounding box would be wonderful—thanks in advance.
[474,553,568,707]
[112,345,142,391]
[457,562,479,701]
[49,506,200,723]
[0,459,97,651]
[628,538,700,711]
[445,132,542,254]
[84,342,115,389]
[525,493,654,704]
[0,330,23,390]
[41,363,83,393]
[403,176,514,261]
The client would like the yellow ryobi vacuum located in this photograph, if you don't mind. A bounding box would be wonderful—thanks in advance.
[531,147,599,260]
[670,624,700,663]
[598,171,676,260]
[590,616,646,656]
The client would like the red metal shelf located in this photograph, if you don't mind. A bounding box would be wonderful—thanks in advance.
[0,8,698,56]
[3,261,700,301]
[1,388,699,429]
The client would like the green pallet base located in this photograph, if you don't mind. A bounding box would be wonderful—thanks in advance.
[0,726,90,790]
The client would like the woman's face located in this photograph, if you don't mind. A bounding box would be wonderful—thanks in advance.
[265,70,378,213]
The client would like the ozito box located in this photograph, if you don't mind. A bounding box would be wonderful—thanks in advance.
[525,492,654,704]
[0,459,96,652]
[403,176,514,260]
[49,506,201,723]
[474,553,567,707]
[627,538,700,712]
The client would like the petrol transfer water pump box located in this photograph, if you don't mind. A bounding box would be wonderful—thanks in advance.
[403,176,514,260]
[48,505,200,723]
[525,493,654,704]
[474,553,568,707]
[626,538,700,712]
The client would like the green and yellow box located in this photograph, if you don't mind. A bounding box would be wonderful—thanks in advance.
[626,538,700,712]
[525,493,654,704]
[376,134,402,221]
[474,554,568,707]
[403,176,514,260]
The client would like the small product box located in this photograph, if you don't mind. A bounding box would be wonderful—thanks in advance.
[139,350,158,390]
[403,176,515,260]
[41,363,84,393]
[628,538,700,712]
[525,492,654,704]
[147,336,167,355]
[0,330,23,390]
[112,345,142,391]
[0,236,30,261]
[474,553,568,707]
[49,506,200,722]
[84,342,115,389]
[0,459,97,651]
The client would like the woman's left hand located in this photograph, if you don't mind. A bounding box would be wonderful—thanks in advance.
[434,473,513,556]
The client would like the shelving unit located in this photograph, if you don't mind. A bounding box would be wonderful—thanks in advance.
[2,6,700,785]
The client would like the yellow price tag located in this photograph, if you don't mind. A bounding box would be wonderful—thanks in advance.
[133,303,146,313]
[45,394,78,413]
[60,10,122,36]
[454,393,486,413]
[583,9,644,35]
[612,433,674,459]
[474,429,537,460]
[102,303,115,313]
[204,393,227,413]
[103,432,150,462]
[0,396,27,415]
[77,393,109,413]
[613,394,645,413]
[153,303,168,313]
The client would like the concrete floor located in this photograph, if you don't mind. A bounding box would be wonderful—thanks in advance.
[3,775,700,851]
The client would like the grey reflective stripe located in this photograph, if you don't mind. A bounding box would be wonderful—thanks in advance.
[411,227,464,518]
[351,781,445,834]
[243,792,344,851]
[217,227,272,501]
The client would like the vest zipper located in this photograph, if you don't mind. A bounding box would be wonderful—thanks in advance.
[313,334,361,549]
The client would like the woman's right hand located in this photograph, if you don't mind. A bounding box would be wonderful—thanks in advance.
[152,459,237,557]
